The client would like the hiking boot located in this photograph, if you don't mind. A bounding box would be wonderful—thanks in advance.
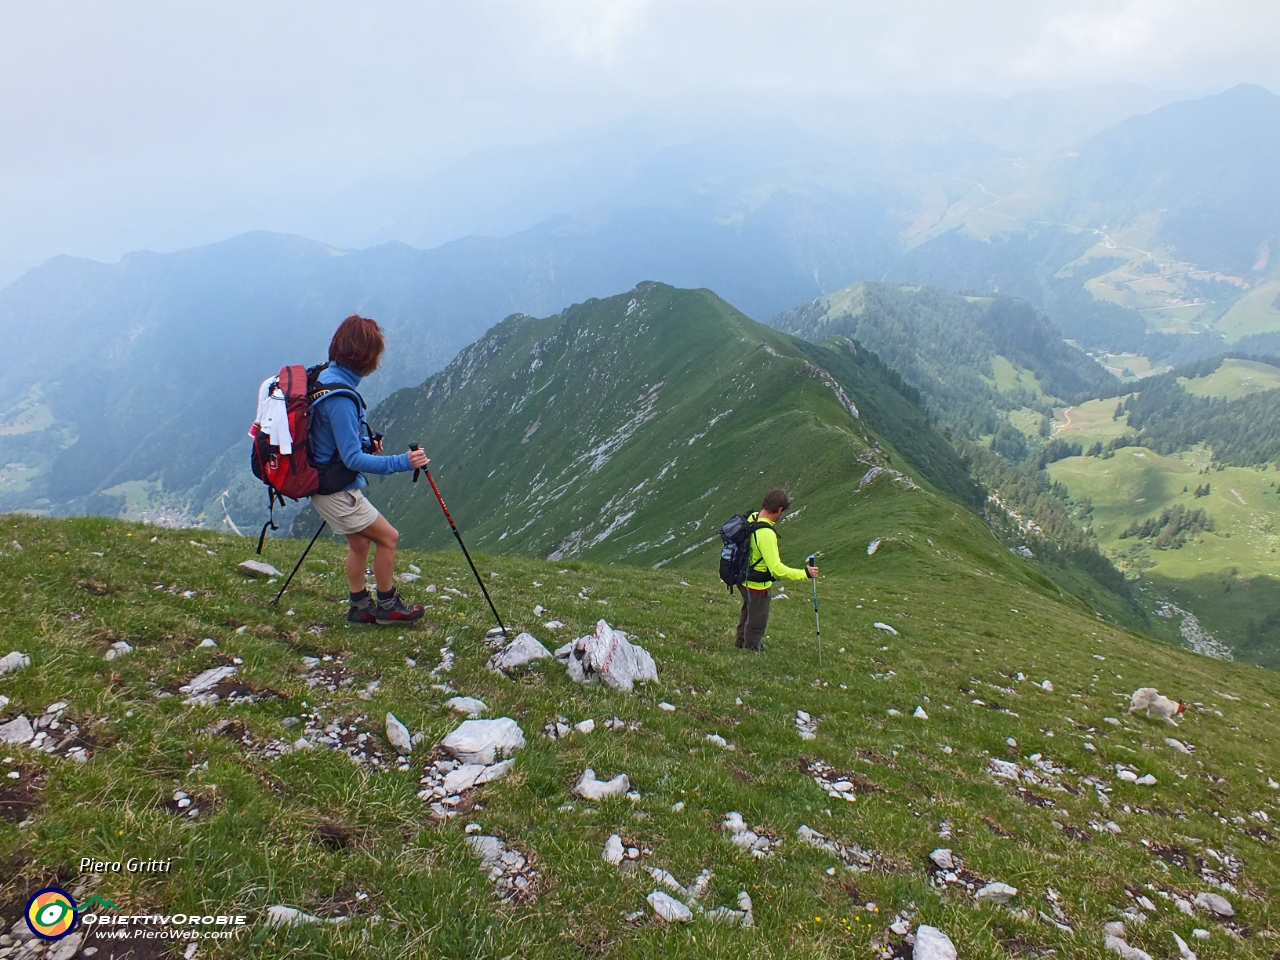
[347,593,377,625]
[375,589,424,625]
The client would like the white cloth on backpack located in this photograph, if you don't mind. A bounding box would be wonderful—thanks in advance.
[253,376,292,455]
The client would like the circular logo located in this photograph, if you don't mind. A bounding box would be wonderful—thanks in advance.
[26,887,78,940]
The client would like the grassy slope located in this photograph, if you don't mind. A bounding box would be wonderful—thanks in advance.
[1049,445,1280,668]
[1181,359,1280,401]
[2,515,1279,959]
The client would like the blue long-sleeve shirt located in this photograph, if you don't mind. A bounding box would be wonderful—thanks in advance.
[308,364,411,491]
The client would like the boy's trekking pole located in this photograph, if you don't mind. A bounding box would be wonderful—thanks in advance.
[410,444,509,637]
[808,553,821,665]
[271,520,327,605]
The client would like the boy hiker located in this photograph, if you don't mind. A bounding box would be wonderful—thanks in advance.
[308,315,430,625]
[736,488,819,650]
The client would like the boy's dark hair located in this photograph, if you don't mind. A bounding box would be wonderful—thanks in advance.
[329,315,385,376]
[762,488,791,513]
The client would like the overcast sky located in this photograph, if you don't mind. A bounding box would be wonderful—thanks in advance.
[1,0,1277,284]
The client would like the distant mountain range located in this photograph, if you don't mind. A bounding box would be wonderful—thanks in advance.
[1,83,1277,533]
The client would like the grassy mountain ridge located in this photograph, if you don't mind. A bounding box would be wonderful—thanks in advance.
[367,282,978,570]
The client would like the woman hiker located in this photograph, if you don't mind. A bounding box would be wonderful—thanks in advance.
[308,314,430,625]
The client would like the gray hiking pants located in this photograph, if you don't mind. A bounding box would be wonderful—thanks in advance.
[736,585,770,650]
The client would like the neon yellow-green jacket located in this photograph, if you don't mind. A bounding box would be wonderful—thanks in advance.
[746,512,808,590]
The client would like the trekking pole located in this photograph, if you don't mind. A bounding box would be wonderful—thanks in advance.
[271,520,327,605]
[808,553,821,666]
[411,444,508,637]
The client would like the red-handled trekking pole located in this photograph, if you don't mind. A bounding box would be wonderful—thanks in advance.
[410,444,508,637]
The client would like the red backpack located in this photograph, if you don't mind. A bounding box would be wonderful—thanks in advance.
[249,362,364,550]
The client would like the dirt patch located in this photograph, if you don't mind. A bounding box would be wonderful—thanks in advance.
[162,786,217,821]
[1015,788,1057,809]
[853,748,901,771]
[727,764,755,783]
[1058,822,1094,843]
[1145,841,1193,871]
[0,765,44,822]
[312,818,359,850]
[982,815,1012,838]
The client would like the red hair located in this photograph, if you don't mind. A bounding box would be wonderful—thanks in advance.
[328,315,385,377]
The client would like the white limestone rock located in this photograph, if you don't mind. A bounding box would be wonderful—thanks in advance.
[873,622,898,636]
[0,716,34,745]
[1193,892,1234,918]
[914,925,958,960]
[975,881,1017,905]
[445,696,488,717]
[488,632,553,675]
[557,620,658,693]
[1104,935,1153,960]
[441,718,526,765]
[602,834,624,865]
[0,651,31,676]
[385,713,413,755]
[264,905,343,927]
[104,641,133,661]
[572,768,630,800]
[238,560,281,579]
[647,891,692,923]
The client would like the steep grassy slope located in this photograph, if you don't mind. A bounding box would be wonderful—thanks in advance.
[1,515,1277,959]
[367,282,977,569]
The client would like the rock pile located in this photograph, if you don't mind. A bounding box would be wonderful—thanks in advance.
[0,701,91,761]
[466,834,539,902]
[418,718,526,818]
[723,811,781,858]
[926,847,986,894]
[796,824,886,871]
[554,620,658,693]
[208,710,397,767]
[804,758,867,803]
[795,710,819,740]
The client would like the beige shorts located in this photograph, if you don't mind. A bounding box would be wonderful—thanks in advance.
[310,488,381,536]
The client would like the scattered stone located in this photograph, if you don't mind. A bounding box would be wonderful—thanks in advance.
[914,925,958,960]
[929,848,955,871]
[238,560,281,579]
[575,719,595,734]
[104,641,133,661]
[385,713,413,755]
[1135,774,1157,786]
[572,768,630,800]
[873,622,898,636]
[705,733,734,749]
[466,834,540,902]
[1192,928,1209,940]
[913,706,929,720]
[397,572,420,583]
[487,632,553,675]
[544,620,565,629]
[1192,892,1234,918]
[796,824,886,871]
[556,620,658,692]
[647,891,692,923]
[198,638,218,649]
[441,718,526,765]
[264,905,344,927]
[0,651,31,676]
[707,890,755,927]
[658,702,675,712]
[1103,921,1126,938]
[603,834,624,865]
[1041,680,1054,692]
[723,811,781,858]
[445,697,487,717]
[974,881,1017,905]
[1164,737,1193,754]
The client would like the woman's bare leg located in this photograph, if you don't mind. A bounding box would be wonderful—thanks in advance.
[355,514,401,593]
[345,533,373,594]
